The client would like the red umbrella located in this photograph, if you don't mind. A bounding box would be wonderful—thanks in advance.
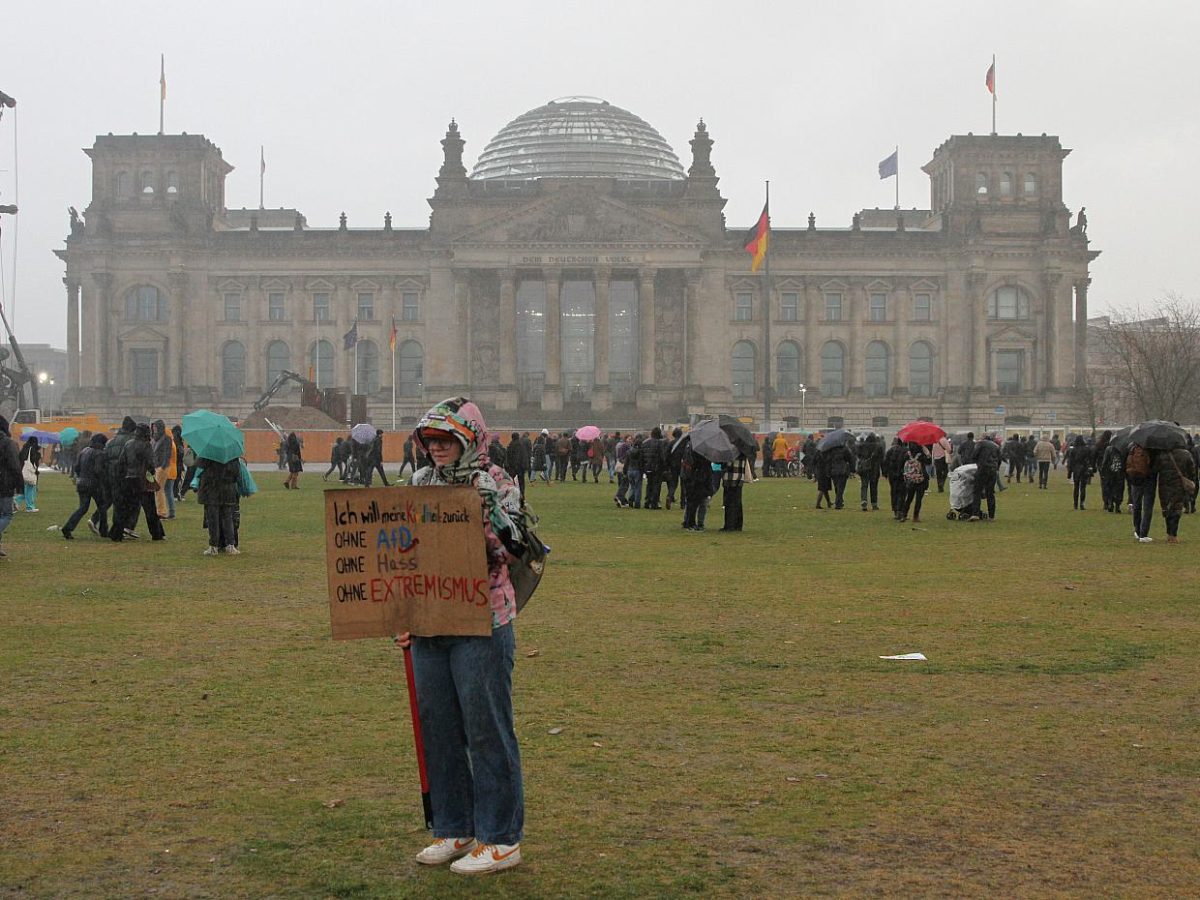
[897,421,946,445]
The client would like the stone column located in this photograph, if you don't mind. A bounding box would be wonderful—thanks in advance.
[683,268,703,400]
[497,268,518,409]
[846,281,864,396]
[167,271,190,390]
[64,279,80,389]
[454,271,471,393]
[591,267,612,411]
[968,272,989,391]
[79,280,97,388]
[637,268,657,411]
[803,281,820,392]
[1073,278,1089,390]
[91,273,113,391]
[542,268,562,410]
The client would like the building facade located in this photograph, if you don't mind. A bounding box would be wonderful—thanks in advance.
[57,97,1098,429]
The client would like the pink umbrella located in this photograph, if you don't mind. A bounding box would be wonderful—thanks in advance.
[575,425,601,441]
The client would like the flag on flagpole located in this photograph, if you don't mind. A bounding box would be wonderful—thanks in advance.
[743,203,769,273]
[389,316,398,353]
[260,147,266,175]
[878,149,898,179]
[986,60,995,95]
[343,320,359,350]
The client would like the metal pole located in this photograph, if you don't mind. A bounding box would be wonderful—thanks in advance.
[894,146,900,210]
[992,55,997,135]
[763,181,772,429]
[391,342,396,431]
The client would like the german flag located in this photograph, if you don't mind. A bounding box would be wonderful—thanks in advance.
[744,203,769,273]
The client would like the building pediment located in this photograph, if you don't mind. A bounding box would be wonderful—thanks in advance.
[989,322,1037,342]
[117,323,169,344]
[452,192,706,247]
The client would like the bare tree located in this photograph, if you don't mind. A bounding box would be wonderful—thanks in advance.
[1094,296,1200,423]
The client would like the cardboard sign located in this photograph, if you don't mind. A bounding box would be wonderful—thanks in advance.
[325,486,492,640]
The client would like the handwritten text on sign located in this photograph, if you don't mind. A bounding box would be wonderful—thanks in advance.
[325,486,492,640]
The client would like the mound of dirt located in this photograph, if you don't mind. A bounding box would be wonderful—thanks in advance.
[240,405,344,431]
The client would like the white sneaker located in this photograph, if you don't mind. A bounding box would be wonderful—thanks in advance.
[450,842,521,875]
[124,529,141,540]
[224,545,241,555]
[27,508,40,513]
[1138,536,1153,543]
[203,546,220,556]
[415,837,476,865]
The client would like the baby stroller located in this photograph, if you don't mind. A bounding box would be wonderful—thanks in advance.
[946,464,978,520]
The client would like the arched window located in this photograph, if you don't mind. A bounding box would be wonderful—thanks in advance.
[140,171,155,194]
[115,171,129,197]
[266,340,290,389]
[166,171,179,194]
[820,342,844,397]
[310,340,334,389]
[910,341,934,397]
[221,341,246,398]
[976,172,989,196]
[1024,172,1037,196]
[124,285,166,321]
[398,340,423,398]
[776,341,801,397]
[1000,172,1013,197]
[865,341,890,397]
[731,341,756,399]
[356,339,380,394]
[987,286,1031,320]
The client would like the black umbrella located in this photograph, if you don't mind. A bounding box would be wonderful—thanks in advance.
[716,415,757,456]
[689,419,737,463]
[1128,420,1188,451]
[1107,425,1136,451]
[817,428,851,451]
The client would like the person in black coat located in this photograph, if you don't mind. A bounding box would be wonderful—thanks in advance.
[115,423,165,541]
[761,435,774,478]
[1067,435,1094,510]
[198,457,241,555]
[882,437,907,520]
[970,436,1000,520]
[857,434,883,511]
[0,415,23,559]
[284,432,304,489]
[899,442,931,523]
[664,427,685,509]
[505,431,529,495]
[62,433,109,539]
[642,427,666,509]
[682,447,714,531]
[814,448,833,509]
[368,430,390,487]
[827,442,854,509]
[399,435,417,479]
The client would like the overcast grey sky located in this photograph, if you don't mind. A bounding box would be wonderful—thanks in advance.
[2,0,1195,347]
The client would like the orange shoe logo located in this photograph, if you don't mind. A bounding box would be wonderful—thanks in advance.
[454,839,474,850]
[491,846,519,862]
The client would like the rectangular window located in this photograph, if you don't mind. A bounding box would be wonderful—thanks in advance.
[735,292,753,321]
[268,292,286,321]
[824,292,843,321]
[131,349,158,395]
[996,350,1023,395]
[869,292,887,322]
[914,293,931,321]
[357,291,375,320]
[780,291,799,321]
[313,292,331,322]
[223,292,242,322]
[402,291,420,322]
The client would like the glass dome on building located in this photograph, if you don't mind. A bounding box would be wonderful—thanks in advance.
[469,96,686,181]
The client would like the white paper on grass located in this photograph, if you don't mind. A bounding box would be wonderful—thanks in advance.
[879,653,927,660]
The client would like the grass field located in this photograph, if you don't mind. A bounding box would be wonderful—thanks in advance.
[1,468,1198,898]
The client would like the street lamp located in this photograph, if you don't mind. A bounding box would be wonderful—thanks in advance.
[797,383,807,435]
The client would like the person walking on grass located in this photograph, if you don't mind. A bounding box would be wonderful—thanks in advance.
[0,415,22,561]
[61,433,109,539]
[152,420,177,520]
[17,436,41,512]
[882,437,907,520]
[969,434,1000,521]
[398,435,417,480]
[324,437,347,482]
[827,441,853,509]
[642,427,665,508]
[720,453,747,531]
[1067,435,1094,510]
[813,448,833,510]
[681,443,713,531]
[857,432,883,511]
[120,424,165,542]
[588,436,604,484]
[898,441,931,523]
[1154,445,1197,544]
[284,432,303,489]
[624,433,645,509]
[198,455,241,556]
[398,397,527,875]
[505,431,528,495]
[1034,435,1055,489]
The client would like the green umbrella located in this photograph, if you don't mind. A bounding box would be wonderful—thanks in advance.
[181,409,245,463]
[58,427,81,446]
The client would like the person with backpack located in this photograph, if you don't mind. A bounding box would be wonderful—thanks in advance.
[1126,442,1155,541]
[898,442,931,523]
[856,433,883,511]
[1066,436,1094,510]
[1154,445,1197,544]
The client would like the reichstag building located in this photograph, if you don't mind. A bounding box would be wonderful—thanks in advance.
[57,96,1097,428]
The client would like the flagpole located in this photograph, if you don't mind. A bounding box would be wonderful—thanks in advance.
[763,180,772,430]
[991,55,997,136]
[259,145,264,210]
[894,145,900,210]
[158,54,165,135]
[354,323,359,396]
[391,321,397,432]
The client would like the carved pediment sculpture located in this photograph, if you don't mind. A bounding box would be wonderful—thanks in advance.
[456,194,704,246]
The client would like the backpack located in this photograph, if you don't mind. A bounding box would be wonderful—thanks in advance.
[903,455,925,485]
[1126,444,1150,482]
[1106,448,1124,476]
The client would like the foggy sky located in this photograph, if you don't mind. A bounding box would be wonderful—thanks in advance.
[3,0,1196,347]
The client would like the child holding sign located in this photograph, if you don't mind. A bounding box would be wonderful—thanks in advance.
[395,397,526,876]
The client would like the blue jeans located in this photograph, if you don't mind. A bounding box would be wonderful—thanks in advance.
[626,467,643,507]
[0,494,13,546]
[411,624,524,846]
[1131,473,1158,538]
